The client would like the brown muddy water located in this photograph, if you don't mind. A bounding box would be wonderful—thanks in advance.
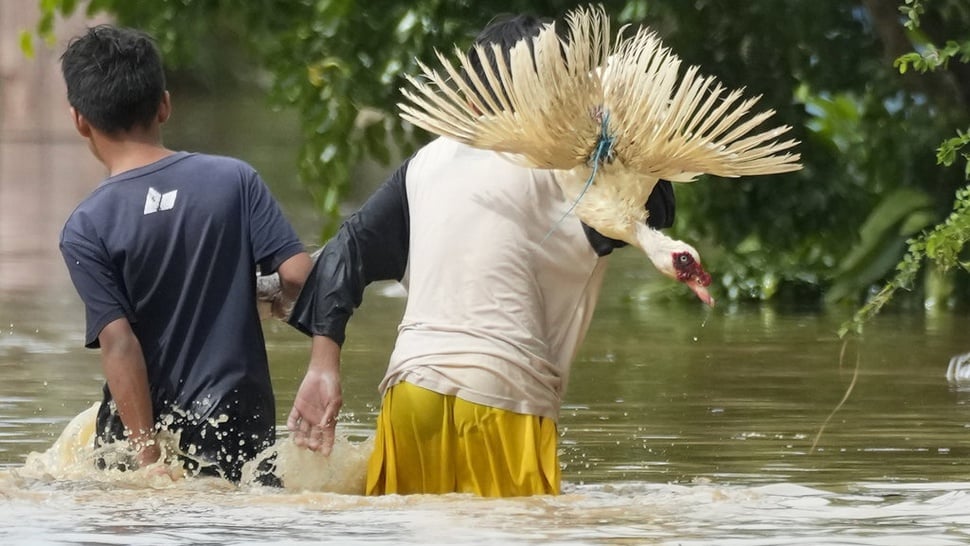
[2,243,970,544]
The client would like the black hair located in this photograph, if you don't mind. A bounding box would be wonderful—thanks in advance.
[60,24,166,134]
[463,14,552,112]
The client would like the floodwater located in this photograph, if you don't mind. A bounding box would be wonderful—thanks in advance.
[2,245,970,544]
[3,49,970,542]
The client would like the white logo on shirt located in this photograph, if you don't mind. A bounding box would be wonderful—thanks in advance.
[144,187,178,215]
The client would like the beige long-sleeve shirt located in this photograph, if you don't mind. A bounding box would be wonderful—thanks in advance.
[379,138,608,421]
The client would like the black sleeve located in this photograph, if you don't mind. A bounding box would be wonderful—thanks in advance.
[287,158,411,345]
[583,179,676,256]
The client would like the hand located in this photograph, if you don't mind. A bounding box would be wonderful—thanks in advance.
[134,440,161,467]
[134,442,183,481]
[256,273,292,320]
[287,367,342,454]
[287,336,342,455]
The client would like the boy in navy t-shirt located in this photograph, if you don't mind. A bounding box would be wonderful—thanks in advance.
[59,25,312,482]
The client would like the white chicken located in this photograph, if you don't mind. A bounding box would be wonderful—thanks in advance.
[396,5,803,305]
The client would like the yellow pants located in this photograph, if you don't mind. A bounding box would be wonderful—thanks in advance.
[365,381,560,497]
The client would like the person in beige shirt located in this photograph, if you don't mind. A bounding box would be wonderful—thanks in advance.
[287,14,675,497]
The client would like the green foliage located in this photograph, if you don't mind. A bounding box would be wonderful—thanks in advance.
[899,0,925,29]
[18,30,35,59]
[895,41,970,74]
[826,188,935,305]
[839,0,970,336]
[939,130,970,179]
[26,0,970,307]
[840,183,970,336]
[624,1,966,305]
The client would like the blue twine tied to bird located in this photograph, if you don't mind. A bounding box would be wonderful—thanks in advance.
[542,108,615,242]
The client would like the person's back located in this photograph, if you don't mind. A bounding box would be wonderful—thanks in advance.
[63,152,300,478]
[285,13,675,497]
[384,137,607,421]
[59,24,311,481]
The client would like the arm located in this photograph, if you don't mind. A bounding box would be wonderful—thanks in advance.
[247,165,312,318]
[288,157,411,344]
[286,158,412,453]
[278,251,313,302]
[261,251,313,319]
[98,317,159,467]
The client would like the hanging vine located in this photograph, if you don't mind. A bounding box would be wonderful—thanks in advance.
[839,0,970,337]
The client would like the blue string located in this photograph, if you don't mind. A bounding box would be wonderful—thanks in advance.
[542,111,615,243]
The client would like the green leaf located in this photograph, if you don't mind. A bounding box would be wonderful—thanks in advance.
[898,210,936,236]
[836,188,933,275]
[59,0,78,16]
[19,30,35,59]
[827,188,934,304]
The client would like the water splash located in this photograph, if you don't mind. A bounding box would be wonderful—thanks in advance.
[15,402,373,494]
[18,403,193,484]
[945,352,970,387]
[700,300,719,328]
[242,434,373,494]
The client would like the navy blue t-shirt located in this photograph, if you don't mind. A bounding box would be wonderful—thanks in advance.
[60,152,304,480]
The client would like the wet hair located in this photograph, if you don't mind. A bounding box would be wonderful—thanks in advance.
[463,14,553,112]
[60,24,166,134]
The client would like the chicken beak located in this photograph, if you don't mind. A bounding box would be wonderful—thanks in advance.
[686,278,715,307]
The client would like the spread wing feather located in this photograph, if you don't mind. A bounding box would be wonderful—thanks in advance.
[399,5,801,179]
